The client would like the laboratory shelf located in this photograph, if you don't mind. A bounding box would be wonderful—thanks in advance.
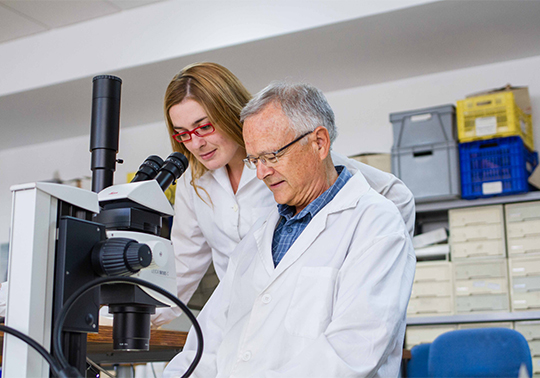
[407,311,540,326]
[415,190,540,213]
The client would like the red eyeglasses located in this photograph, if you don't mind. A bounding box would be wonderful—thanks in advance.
[172,123,216,143]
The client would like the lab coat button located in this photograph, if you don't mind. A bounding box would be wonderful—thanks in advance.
[262,294,272,304]
[233,204,239,212]
[242,351,252,361]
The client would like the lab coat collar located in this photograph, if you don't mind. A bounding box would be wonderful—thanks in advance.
[208,165,259,195]
[253,170,371,286]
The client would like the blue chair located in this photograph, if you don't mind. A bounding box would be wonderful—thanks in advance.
[428,328,532,378]
[407,343,431,378]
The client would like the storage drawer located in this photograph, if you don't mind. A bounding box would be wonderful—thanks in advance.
[506,201,540,223]
[452,239,506,260]
[512,292,540,311]
[530,340,540,356]
[455,294,509,313]
[408,296,453,316]
[411,280,452,298]
[515,321,540,341]
[514,321,540,341]
[509,256,540,277]
[405,325,457,349]
[534,357,540,374]
[508,236,540,257]
[454,259,507,280]
[451,223,504,243]
[458,322,513,330]
[511,276,540,293]
[507,220,540,239]
[414,262,452,282]
[455,277,508,296]
[449,205,503,227]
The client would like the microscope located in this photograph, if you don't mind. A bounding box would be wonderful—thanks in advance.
[2,76,201,377]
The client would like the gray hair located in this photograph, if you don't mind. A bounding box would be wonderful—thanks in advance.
[240,81,337,144]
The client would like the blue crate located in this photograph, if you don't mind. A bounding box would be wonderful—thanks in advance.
[459,136,538,199]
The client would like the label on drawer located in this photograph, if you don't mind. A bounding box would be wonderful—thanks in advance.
[475,116,497,136]
[482,181,503,195]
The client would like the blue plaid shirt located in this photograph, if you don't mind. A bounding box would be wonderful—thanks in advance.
[271,165,352,266]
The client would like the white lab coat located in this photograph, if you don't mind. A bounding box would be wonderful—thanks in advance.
[163,170,416,378]
[152,152,415,326]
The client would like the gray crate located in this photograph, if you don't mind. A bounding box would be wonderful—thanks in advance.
[392,141,460,203]
[390,104,456,149]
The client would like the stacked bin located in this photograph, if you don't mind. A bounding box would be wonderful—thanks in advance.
[457,90,537,199]
[405,324,457,350]
[514,321,540,377]
[506,201,540,312]
[407,261,454,318]
[390,105,460,203]
[449,205,510,314]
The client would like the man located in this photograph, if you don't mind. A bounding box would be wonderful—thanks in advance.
[164,82,415,377]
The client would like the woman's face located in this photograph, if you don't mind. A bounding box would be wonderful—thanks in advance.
[169,99,242,171]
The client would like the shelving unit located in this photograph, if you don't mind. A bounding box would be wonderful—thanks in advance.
[408,310,540,326]
[416,190,540,213]
[408,190,540,332]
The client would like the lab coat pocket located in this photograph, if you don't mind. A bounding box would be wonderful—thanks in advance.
[285,266,338,339]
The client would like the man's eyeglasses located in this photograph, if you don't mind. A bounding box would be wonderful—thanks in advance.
[172,123,215,143]
[243,130,314,170]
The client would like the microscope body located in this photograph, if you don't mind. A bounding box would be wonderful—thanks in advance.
[3,176,182,376]
[3,75,190,377]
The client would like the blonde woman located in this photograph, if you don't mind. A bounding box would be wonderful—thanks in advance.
[152,62,414,326]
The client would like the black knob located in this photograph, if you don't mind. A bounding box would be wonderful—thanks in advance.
[125,242,152,271]
[91,238,152,277]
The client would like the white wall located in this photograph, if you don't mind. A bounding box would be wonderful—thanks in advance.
[1,53,540,243]
[0,122,172,243]
[329,54,540,156]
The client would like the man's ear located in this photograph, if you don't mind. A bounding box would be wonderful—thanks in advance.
[313,126,331,160]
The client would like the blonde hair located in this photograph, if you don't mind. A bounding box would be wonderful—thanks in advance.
[164,62,251,200]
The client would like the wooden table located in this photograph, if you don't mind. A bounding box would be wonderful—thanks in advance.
[1,327,412,365]
[0,326,188,365]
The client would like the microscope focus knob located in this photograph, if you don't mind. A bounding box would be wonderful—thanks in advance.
[92,238,153,277]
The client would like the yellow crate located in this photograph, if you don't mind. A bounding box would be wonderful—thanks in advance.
[457,91,533,150]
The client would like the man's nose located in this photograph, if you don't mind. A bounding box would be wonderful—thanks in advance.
[256,161,273,180]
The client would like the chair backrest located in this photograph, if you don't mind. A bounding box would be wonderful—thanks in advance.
[407,343,431,378]
[428,328,532,378]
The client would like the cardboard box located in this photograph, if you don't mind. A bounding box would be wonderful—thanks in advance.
[349,153,391,173]
[466,85,531,114]
[528,164,540,190]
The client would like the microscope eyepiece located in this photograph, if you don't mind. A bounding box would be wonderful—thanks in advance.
[130,155,164,182]
[154,152,189,191]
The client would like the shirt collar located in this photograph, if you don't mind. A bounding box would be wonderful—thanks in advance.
[277,165,352,221]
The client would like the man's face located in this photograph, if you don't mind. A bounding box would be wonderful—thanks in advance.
[243,103,324,214]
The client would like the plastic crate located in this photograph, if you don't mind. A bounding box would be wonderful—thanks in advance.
[390,104,456,149]
[459,136,538,199]
[392,141,460,203]
[457,91,534,151]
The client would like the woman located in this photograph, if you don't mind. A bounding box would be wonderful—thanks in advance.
[152,62,414,326]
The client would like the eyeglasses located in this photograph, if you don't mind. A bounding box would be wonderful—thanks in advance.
[243,130,314,170]
[172,123,216,143]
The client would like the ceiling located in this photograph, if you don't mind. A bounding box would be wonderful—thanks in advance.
[0,0,163,43]
[2,0,540,151]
